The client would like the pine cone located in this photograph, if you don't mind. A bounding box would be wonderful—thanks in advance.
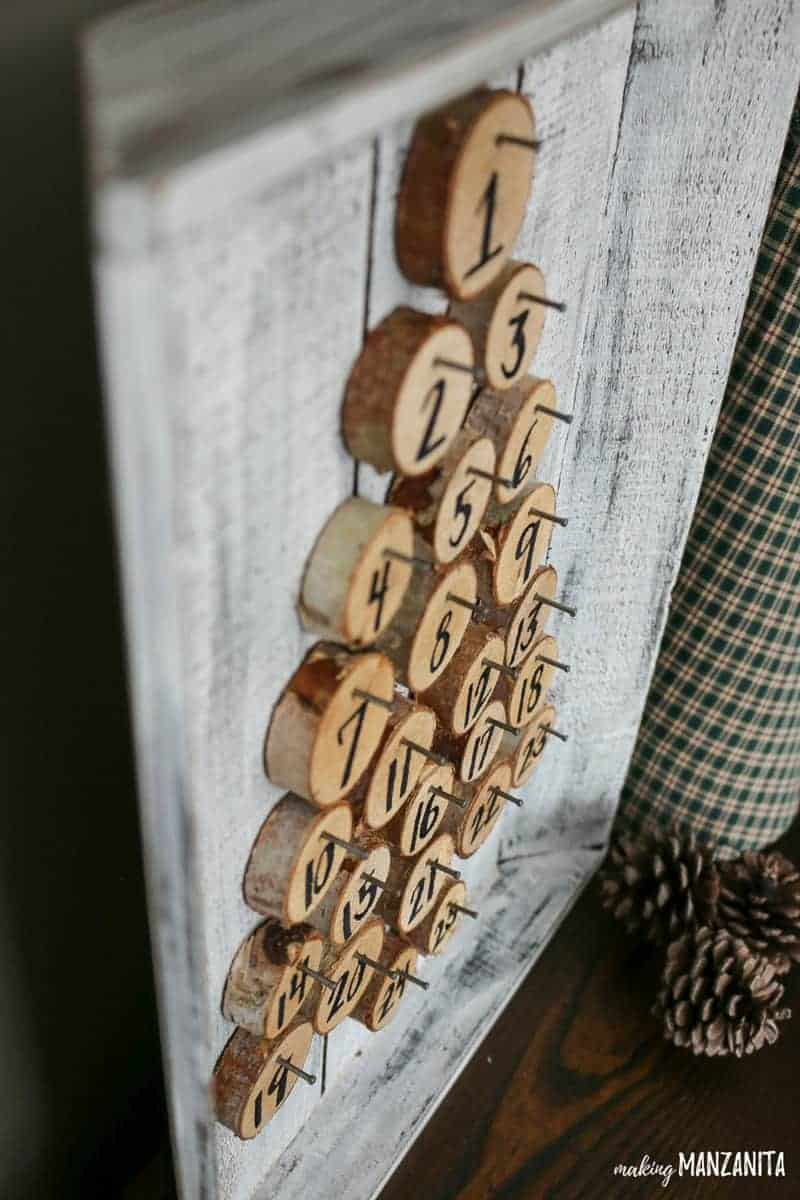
[717,850,800,975]
[653,926,791,1057]
[599,827,719,945]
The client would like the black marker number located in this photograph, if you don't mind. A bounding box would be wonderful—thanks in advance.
[502,308,529,379]
[430,608,453,675]
[337,698,368,789]
[515,662,544,725]
[449,478,476,549]
[464,172,504,281]
[417,378,447,463]
[514,519,541,588]
[368,561,391,633]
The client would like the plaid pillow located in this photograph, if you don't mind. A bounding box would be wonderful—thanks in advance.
[617,97,800,855]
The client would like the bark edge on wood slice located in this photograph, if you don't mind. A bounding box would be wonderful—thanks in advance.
[342,306,474,477]
[299,496,415,647]
[243,794,353,925]
[388,429,495,565]
[264,643,394,807]
[222,917,325,1040]
[467,377,556,507]
[351,933,420,1032]
[313,916,385,1035]
[396,89,536,300]
[450,261,547,390]
[213,1019,314,1140]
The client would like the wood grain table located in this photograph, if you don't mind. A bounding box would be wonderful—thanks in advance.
[379,819,800,1200]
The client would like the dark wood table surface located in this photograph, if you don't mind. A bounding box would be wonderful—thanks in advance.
[127,819,800,1199]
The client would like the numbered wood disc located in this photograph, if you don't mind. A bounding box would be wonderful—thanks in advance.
[324,842,392,945]
[361,701,437,829]
[387,761,455,857]
[395,832,457,933]
[223,920,325,1040]
[469,378,556,507]
[451,261,547,391]
[213,1019,314,1140]
[423,624,505,736]
[457,697,506,783]
[408,880,469,956]
[397,89,536,300]
[244,798,353,925]
[300,498,414,646]
[408,560,478,692]
[506,636,559,730]
[389,433,495,565]
[343,307,474,477]
[455,760,513,858]
[493,483,556,606]
[510,703,556,787]
[313,917,385,1034]
[352,937,420,1032]
[505,565,558,670]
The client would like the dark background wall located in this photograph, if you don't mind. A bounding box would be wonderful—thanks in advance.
[0,5,165,1195]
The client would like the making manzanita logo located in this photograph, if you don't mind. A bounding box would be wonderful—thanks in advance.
[613,1152,786,1187]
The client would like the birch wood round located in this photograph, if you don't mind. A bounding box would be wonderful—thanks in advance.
[509,703,556,787]
[308,835,392,945]
[503,565,559,670]
[299,497,414,646]
[450,262,547,390]
[213,1019,314,1140]
[351,934,420,1032]
[439,697,507,784]
[402,880,469,956]
[382,831,457,934]
[421,623,505,735]
[443,759,513,859]
[388,431,495,565]
[467,378,555,507]
[360,696,437,830]
[222,918,324,1040]
[243,795,353,925]
[377,559,478,693]
[382,761,455,858]
[396,89,536,300]
[264,644,394,807]
[312,917,385,1035]
[505,635,558,730]
[492,483,556,606]
[342,307,474,477]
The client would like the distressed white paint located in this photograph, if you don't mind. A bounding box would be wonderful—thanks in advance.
[85,0,799,1197]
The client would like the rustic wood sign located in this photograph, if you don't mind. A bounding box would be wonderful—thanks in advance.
[86,0,797,1195]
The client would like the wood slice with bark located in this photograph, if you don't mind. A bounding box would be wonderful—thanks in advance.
[420,621,505,735]
[306,830,392,945]
[243,794,353,925]
[358,694,437,830]
[299,497,415,647]
[376,559,477,693]
[466,377,556,507]
[437,697,508,784]
[264,643,394,807]
[381,761,457,858]
[504,702,558,788]
[312,917,385,1035]
[222,918,324,1040]
[440,759,515,859]
[396,89,536,300]
[342,306,474,477]
[401,880,471,956]
[501,634,561,730]
[449,261,548,390]
[382,831,458,935]
[351,933,421,1033]
[213,1019,315,1140]
[486,483,558,607]
[388,429,495,565]
[494,565,560,670]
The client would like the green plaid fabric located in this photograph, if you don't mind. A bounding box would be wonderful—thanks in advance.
[617,100,800,855]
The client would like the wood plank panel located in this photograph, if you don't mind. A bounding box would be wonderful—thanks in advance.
[524,0,800,841]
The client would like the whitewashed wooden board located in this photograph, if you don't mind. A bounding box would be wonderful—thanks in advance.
[84,0,799,1197]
